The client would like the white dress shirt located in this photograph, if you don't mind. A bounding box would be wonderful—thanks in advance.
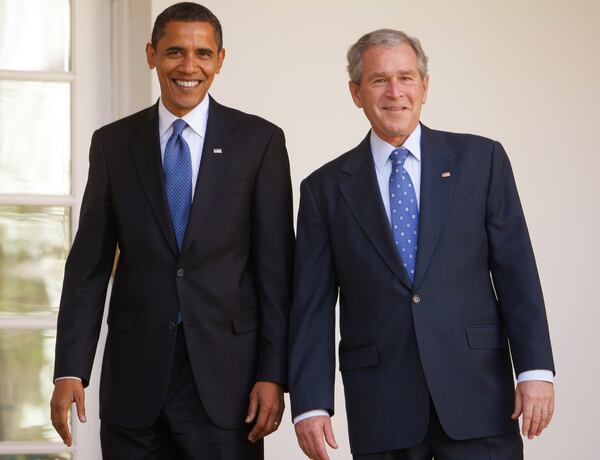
[158,95,209,199]
[293,125,553,425]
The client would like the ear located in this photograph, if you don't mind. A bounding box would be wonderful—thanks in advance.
[422,74,429,104]
[216,48,226,74]
[349,80,363,108]
[146,43,156,69]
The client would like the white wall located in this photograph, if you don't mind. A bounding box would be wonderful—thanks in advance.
[149,1,600,458]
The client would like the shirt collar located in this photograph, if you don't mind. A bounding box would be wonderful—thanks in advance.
[370,123,422,171]
[158,94,210,139]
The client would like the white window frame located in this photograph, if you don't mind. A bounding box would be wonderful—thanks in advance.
[0,1,113,458]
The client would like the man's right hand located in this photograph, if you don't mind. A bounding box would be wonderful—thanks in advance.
[50,379,87,446]
[295,415,338,460]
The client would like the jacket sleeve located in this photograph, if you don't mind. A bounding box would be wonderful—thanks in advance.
[486,141,555,376]
[251,126,295,385]
[53,130,117,386]
[289,179,338,418]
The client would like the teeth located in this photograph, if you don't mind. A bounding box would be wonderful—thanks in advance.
[175,80,199,88]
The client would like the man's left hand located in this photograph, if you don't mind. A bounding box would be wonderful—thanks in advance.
[245,381,284,442]
[512,380,554,439]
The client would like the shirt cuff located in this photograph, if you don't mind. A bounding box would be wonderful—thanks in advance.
[517,369,554,383]
[54,376,82,383]
[293,409,330,424]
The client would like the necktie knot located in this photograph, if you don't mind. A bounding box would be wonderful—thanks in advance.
[171,119,187,137]
[390,147,410,167]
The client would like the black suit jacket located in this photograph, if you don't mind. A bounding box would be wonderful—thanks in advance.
[289,125,554,454]
[54,97,294,430]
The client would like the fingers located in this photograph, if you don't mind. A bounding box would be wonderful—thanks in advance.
[511,387,523,420]
[74,388,87,423]
[247,382,284,442]
[50,400,72,447]
[545,397,555,428]
[514,380,555,440]
[526,405,542,439]
[295,416,336,460]
[248,400,282,442]
[245,389,258,424]
[323,419,339,449]
[50,380,85,447]
[248,404,269,442]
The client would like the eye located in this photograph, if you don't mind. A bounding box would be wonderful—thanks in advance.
[166,49,183,57]
[197,49,213,58]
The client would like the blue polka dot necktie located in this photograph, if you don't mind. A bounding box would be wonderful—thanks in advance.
[389,147,419,285]
[163,119,192,252]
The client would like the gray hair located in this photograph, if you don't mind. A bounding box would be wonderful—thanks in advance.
[347,29,428,84]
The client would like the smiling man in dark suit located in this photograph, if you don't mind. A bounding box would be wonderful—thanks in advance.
[289,29,554,460]
[50,3,294,459]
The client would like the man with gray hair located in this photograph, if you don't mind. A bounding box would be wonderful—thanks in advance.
[289,29,554,460]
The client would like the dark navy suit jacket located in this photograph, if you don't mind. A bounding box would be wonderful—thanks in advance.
[289,124,554,455]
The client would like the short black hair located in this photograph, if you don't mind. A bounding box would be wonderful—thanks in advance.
[151,2,223,50]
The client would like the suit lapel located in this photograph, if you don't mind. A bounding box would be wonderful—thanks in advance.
[414,125,461,288]
[340,134,412,289]
[181,97,236,254]
[131,103,179,256]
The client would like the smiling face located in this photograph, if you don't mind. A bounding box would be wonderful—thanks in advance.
[146,20,225,117]
[349,43,428,147]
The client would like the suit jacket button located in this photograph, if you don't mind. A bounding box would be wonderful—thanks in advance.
[168,321,177,330]
[176,268,184,277]
[412,294,421,304]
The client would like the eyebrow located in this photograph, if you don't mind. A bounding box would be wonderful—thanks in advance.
[368,70,417,79]
[164,46,214,56]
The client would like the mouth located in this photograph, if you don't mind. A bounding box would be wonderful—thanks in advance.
[383,105,409,112]
[173,79,201,88]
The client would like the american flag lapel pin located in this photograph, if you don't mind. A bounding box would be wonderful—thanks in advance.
[213,148,223,154]
[441,171,451,178]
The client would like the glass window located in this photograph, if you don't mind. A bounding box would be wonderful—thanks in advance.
[0,329,63,442]
[0,80,71,195]
[0,0,71,72]
[0,206,70,316]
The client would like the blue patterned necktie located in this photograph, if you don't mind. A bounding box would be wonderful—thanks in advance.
[389,147,419,284]
[163,119,192,252]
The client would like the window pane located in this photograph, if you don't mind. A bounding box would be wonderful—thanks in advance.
[0,329,63,442]
[0,206,70,315]
[0,455,71,460]
[0,80,71,195]
[0,0,70,72]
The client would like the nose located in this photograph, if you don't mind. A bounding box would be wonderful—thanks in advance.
[387,79,403,98]
[180,52,196,74]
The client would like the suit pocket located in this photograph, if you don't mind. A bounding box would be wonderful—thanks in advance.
[107,308,137,332]
[466,325,507,349]
[339,344,379,371]
[232,307,259,334]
